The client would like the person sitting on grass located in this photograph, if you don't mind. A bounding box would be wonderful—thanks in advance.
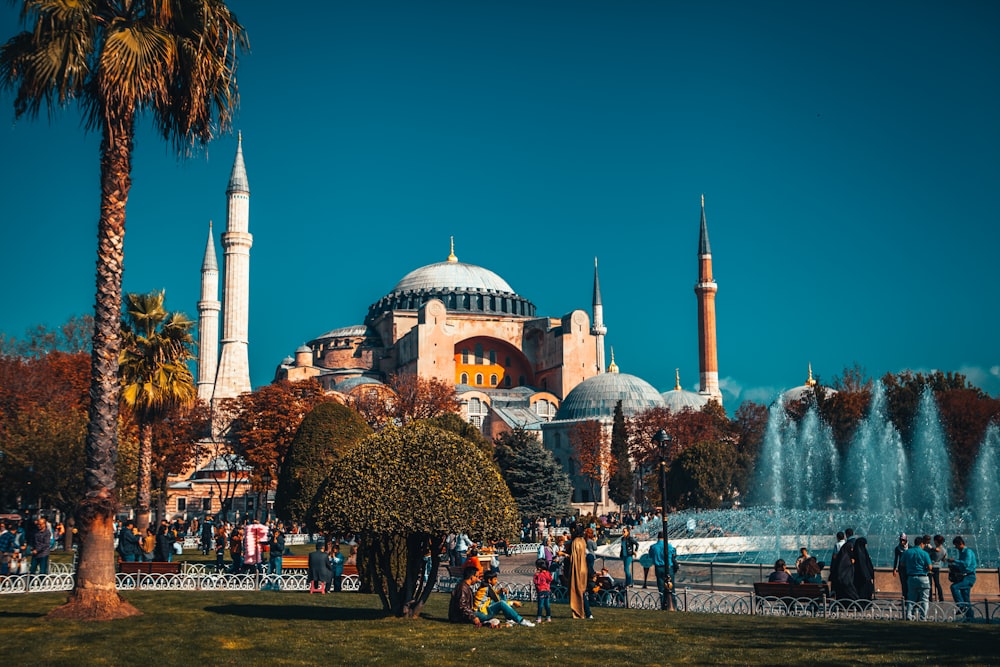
[448,566,483,626]
[475,571,535,626]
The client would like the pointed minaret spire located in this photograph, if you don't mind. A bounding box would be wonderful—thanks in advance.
[695,195,722,406]
[674,368,682,391]
[197,221,221,402]
[227,131,250,195]
[591,257,607,374]
[447,236,458,263]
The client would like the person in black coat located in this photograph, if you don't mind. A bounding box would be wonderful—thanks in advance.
[308,541,333,592]
[117,520,142,562]
[153,524,174,562]
[853,537,876,600]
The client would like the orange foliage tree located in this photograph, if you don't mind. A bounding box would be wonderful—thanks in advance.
[570,419,615,516]
[350,374,460,430]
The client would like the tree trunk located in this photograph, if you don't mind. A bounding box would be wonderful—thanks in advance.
[48,115,141,621]
[136,422,153,532]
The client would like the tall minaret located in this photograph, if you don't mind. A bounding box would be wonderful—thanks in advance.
[196,221,220,402]
[695,195,722,405]
[213,133,253,401]
[591,257,607,374]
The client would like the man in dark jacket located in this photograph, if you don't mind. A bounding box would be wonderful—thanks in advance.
[308,541,333,593]
[117,520,142,562]
[29,516,52,574]
[448,566,483,626]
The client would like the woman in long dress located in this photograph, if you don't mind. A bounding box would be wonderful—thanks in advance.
[569,525,589,619]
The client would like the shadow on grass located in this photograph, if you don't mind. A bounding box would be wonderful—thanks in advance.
[0,611,46,619]
[204,604,386,622]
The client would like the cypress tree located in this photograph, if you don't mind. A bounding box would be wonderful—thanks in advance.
[608,400,634,506]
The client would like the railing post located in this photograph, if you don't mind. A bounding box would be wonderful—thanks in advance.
[709,563,714,592]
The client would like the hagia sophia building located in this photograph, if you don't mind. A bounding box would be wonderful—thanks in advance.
[192,137,723,515]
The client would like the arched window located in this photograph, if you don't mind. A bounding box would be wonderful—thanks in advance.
[460,373,468,384]
[504,375,511,387]
[475,343,484,364]
[490,374,498,386]
[489,350,496,365]
[475,373,483,385]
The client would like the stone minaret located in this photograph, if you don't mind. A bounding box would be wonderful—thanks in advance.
[591,257,607,374]
[695,195,722,405]
[212,133,253,401]
[196,221,220,402]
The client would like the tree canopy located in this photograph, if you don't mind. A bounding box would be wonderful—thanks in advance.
[494,428,573,518]
[314,422,519,617]
[274,401,372,529]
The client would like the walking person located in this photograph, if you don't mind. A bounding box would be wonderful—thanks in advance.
[29,516,52,575]
[568,525,590,619]
[947,536,977,621]
[892,533,909,602]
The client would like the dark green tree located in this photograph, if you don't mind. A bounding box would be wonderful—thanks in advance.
[275,402,372,529]
[608,400,633,506]
[315,422,519,618]
[494,428,573,517]
[666,439,738,509]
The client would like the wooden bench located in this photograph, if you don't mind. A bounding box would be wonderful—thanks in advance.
[753,581,829,600]
[281,555,358,578]
[118,560,182,575]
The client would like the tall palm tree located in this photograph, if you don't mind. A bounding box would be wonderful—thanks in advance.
[1,0,246,620]
[120,291,197,534]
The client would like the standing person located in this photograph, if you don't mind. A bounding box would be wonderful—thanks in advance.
[228,527,244,573]
[0,523,16,575]
[141,528,155,562]
[455,532,472,566]
[200,515,215,556]
[116,520,141,562]
[648,531,674,609]
[214,526,227,572]
[533,560,553,623]
[620,527,638,587]
[947,536,977,621]
[892,533,909,601]
[243,518,268,574]
[853,537,876,600]
[903,535,932,620]
[926,534,946,602]
[29,516,52,574]
[154,524,174,562]
[307,540,333,594]
[569,525,590,619]
[329,543,345,592]
[268,527,285,576]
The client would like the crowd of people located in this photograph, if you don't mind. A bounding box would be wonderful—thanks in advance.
[0,515,56,575]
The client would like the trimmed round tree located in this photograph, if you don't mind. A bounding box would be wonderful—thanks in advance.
[274,402,372,530]
[314,421,519,617]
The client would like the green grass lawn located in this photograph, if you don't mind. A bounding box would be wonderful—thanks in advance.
[1,590,997,666]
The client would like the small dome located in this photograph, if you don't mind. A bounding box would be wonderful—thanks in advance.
[555,372,666,421]
[296,344,311,354]
[281,356,294,366]
[661,389,710,413]
[333,376,384,392]
[313,324,369,342]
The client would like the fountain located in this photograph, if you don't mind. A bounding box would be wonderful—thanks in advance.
[644,381,999,568]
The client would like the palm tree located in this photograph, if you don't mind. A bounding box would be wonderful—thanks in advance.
[120,291,197,533]
[1,1,246,620]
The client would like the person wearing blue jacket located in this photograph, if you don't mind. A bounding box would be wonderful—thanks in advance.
[902,535,932,620]
[947,536,977,620]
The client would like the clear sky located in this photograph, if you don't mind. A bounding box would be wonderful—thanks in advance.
[2,1,998,406]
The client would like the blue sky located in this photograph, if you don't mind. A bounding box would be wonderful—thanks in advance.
[2,1,998,406]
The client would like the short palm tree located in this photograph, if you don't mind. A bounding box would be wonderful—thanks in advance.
[1,0,246,620]
[120,291,197,534]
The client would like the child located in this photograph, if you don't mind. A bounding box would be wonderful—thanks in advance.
[533,559,553,622]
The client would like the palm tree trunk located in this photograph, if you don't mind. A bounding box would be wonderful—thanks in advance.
[136,422,153,532]
[48,116,141,621]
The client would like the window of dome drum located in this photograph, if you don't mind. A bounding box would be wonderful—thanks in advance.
[475,373,483,385]
[460,373,468,384]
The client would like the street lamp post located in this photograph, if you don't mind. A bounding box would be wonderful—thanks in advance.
[652,429,673,610]
[261,470,273,523]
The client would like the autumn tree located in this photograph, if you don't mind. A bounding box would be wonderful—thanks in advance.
[494,428,572,517]
[817,364,872,454]
[314,422,519,618]
[149,402,210,521]
[350,374,460,430]
[608,401,633,507]
[275,402,372,530]
[224,378,330,488]
[570,419,615,516]
[0,315,93,357]
[730,400,769,498]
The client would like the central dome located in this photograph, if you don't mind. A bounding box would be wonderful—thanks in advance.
[366,243,536,324]
[393,261,516,294]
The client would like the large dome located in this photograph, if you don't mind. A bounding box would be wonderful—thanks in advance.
[555,371,666,421]
[366,248,535,324]
[393,261,515,294]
